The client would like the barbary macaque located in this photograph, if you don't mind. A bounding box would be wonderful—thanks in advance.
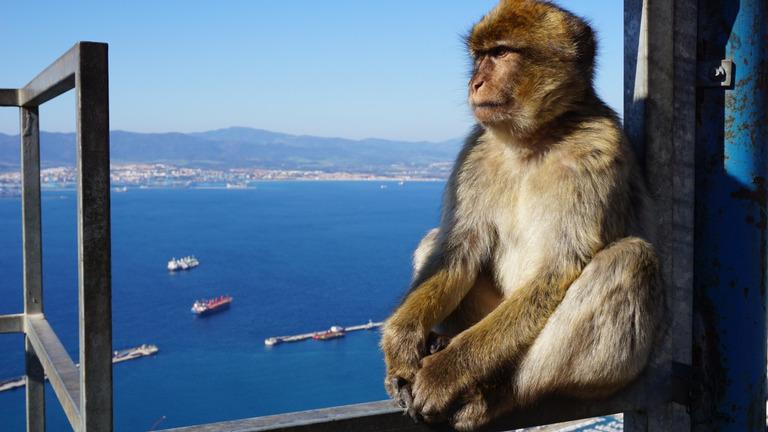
[380,1,663,430]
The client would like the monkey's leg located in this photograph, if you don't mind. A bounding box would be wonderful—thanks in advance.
[410,263,575,422]
[448,237,662,431]
[427,271,502,354]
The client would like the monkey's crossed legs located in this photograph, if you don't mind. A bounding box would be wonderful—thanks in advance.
[383,236,660,431]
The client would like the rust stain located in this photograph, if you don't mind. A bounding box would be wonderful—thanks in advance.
[730,176,767,208]
[731,177,768,299]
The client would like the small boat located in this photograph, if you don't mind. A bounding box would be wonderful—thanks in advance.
[112,344,159,363]
[264,337,281,346]
[168,256,200,272]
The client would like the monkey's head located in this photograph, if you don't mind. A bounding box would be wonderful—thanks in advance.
[467,0,597,137]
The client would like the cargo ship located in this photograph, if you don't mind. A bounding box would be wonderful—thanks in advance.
[191,295,232,316]
[167,256,199,272]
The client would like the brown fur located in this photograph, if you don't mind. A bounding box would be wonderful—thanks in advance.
[380,1,663,430]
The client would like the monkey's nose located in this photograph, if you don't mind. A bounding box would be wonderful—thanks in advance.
[473,80,485,92]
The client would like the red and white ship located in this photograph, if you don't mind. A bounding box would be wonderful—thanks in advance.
[312,326,345,341]
[191,295,232,316]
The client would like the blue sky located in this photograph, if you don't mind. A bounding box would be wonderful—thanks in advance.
[0,1,622,141]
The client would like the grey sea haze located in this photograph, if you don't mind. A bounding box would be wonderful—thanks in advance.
[0,181,444,431]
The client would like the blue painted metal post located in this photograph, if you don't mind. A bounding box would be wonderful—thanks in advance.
[693,0,767,431]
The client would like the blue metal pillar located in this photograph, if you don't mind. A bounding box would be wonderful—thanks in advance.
[693,0,767,431]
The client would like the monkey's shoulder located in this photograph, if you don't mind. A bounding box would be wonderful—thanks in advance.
[457,119,633,179]
[547,116,637,179]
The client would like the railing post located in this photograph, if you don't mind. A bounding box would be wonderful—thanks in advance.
[624,0,697,430]
[21,105,45,432]
[692,1,768,431]
[76,42,112,432]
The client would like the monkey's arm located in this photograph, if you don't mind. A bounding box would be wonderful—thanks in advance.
[382,172,490,404]
[411,264,581,419]
[381,263,477,385]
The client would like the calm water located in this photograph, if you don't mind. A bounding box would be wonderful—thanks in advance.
[0,182,444,431]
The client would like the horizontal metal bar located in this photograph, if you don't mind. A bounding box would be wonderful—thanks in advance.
[17,43,79,107]
[161,400,425,432]
[0,314,24,333]
[25,315,82,430]
[161,365,682,432]
[0,88,18,106]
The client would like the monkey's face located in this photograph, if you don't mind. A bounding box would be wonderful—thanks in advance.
[468,46,526,126]
[467,0,596,136]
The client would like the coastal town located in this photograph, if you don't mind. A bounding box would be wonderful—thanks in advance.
[0,162,450,195]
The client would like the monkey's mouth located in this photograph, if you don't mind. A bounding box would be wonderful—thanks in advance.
[472,102,506,109]
[472,102,512,122]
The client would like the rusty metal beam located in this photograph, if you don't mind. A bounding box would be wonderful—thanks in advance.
[692,1,768,431]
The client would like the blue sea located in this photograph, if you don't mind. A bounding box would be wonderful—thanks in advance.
[0,182,445,431]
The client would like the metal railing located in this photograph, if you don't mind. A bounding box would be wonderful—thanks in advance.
[0,41,686,432]
[0,36,691,432]
[7,1,763,426]
[159,365,686,432]
[0,42,112,432]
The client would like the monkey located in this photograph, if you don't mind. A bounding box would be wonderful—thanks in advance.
[379,1,663,430]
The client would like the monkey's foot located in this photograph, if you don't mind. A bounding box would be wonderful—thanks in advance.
[450,388,493,432]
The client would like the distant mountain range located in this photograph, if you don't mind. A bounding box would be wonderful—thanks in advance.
[0,127,462,172]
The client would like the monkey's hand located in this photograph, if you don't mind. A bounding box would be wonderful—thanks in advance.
[381,320,427,413]
[411,343,474,424]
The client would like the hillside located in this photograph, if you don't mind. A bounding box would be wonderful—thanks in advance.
[0,127,462,172]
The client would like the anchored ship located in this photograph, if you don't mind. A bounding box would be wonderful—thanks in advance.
[167,256,199,272]
[313,325,346,341]
[191,295,232,316]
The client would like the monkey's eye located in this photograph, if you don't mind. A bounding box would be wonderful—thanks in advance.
[487,46,520,58]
